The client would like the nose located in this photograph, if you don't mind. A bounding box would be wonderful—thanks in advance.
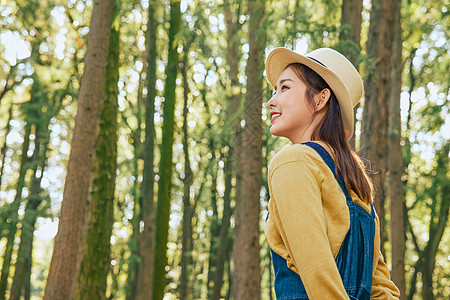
[267,96,276,108]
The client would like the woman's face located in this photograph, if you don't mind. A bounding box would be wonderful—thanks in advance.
[267,67,316,143]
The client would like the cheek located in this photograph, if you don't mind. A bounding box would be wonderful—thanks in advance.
[285,101,313,122]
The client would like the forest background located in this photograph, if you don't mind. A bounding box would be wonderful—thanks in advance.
[0,0,448,299]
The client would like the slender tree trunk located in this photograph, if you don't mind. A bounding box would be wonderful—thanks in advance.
[206,102,219,297]
[179,49,194,300]
[43,0,115,298]
[233,1,265,299]
[126,44,146,300]
[340,0,363,148]
[388,0,405,298]
[125,116,143,300]
[0,103,13,191]
[421,147,449,300]
[74,3,119,298]
[223,5,245,298]
[0,124,30,300]
[340,0,363,66]
[152,1,181,299]
[136,1,158,299]
[199,84,221,296]
[361,0,392,257]
[211,156,233,300]
[10,120,49,300]
[23,251,31,300]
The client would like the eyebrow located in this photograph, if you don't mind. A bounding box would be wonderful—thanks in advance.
[274,78,294,90]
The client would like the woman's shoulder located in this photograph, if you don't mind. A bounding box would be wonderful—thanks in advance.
[268,143,327,175]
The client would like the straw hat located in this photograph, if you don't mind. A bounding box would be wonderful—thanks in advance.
[265,47,363,139]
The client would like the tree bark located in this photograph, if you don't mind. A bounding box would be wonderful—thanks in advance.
[361,0,392,257]
[340,0,363,148]
[152,1,181,299]
[74,2,119,298]
[179,49,194,300]
[136,1,158,299]
[340,0,363,66]
[43,0,115,298]
[232,1,265,299]
[388,0,405,298]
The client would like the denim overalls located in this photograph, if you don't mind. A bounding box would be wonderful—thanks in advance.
[267,142,376,300]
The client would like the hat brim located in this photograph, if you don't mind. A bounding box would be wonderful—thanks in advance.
[265,48,354,138]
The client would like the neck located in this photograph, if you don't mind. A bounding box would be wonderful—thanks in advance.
[289,112,325,144]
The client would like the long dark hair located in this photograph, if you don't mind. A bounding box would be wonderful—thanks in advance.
[287,63,373,203]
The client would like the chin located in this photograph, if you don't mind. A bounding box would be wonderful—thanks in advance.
[270,126,283,138]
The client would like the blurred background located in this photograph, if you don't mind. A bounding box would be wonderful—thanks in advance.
[0,0,448,299]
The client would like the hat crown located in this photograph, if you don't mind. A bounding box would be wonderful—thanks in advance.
[307,48,363,107]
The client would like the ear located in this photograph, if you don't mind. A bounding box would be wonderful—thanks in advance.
[315,88,331,111]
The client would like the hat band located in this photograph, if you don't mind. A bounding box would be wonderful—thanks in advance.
[307,56,327,68]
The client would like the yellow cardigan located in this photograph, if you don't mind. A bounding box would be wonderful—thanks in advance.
[264,142,400,299]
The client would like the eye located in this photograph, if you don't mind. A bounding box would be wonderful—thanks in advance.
[281,85,288,91]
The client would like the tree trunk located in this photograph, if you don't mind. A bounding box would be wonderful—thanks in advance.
[205,96,219,297]
[388,0,405,298]
[340,0,363,66]
[179,49,194,300]
[223,5,245,299]
[43,0,115,298]
[421,146,449,300]
[136,1,158,299]
[125,104,144,300]
[152,1,181,299]
[233,1,265,299]
[0,124,31,300]
[361,0,392,257]
[340,0,363,148]
[125,42,147,300]
[9,119,50,300]
[0,103,13,191]
[74,3,119,298]
[209,3,242,294]
[211,156,233,300]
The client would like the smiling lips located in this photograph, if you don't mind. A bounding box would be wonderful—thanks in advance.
[270,111,282,123]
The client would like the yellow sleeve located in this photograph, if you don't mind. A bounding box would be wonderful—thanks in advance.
[269,153,349,300]
[370,213,400,298]
[371,251,400,299]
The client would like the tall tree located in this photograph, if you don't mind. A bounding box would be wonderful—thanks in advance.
[179,47,194,300]
[339,0,363,148]
[388,0,405,298]
[0,124,31,300]
[43,0,115,298]
[135,1,158,299]
[210,2,243,298]
[361,0,393,256]
[233,0,265,299]
[74,0,120,298]
[9,125,48,300]
[152,0,181,299]
[339,0,363,66]
[9,71,69,299]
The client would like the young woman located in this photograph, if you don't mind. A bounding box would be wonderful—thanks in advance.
[264,47,400,299]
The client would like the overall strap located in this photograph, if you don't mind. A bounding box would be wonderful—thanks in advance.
[302,142,350,200]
